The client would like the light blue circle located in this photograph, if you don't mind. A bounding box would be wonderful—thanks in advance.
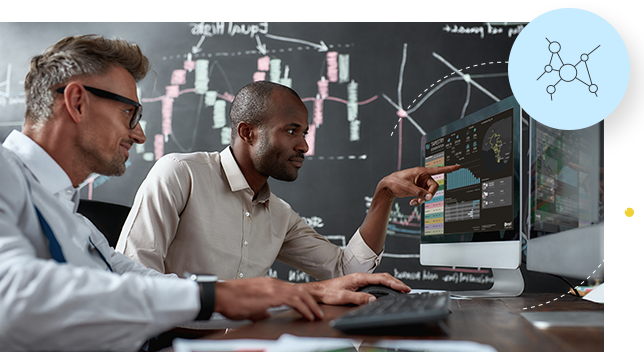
[509,8,630,130]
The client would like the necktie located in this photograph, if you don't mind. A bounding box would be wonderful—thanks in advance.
[22,171,67,263]
[34,205,67,263]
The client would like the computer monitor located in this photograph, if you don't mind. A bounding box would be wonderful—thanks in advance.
[420,95,524,297]
[526,121,644,304]
[526,120,604,283]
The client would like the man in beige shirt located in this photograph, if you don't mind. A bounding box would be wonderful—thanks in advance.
[117,81,459,280]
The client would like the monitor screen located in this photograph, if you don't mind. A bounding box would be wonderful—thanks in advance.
[420,96,523,270]
[424,107,516,239]
[529,120,604,236]
[526,120,604,281]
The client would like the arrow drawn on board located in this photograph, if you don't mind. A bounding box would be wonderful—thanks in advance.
[192,35,206,54]
[255,35,267,55]
[264,33,328,52]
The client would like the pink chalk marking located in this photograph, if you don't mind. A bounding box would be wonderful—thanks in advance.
[253,71,266,82]
[305,123,316,156]
[396,109,408,118]
[292,94,380,157]
[313,98,324,126]
[166,85,180,99]
[179,88,196,95]
[317,79,329,99]
[161,96,174,136]
[219,92,235,103]
[154,134,164,161]
[171,69,187,85]
[141,88,196,103]
[391,209,422,227]
[301,95,379,106]
[257,56,270,71]
[326,52,338,82]
[183,60,195,71]
[141,96,164,103]
[398,118,402,170]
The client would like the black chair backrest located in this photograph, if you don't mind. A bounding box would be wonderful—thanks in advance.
[77,199,131,248]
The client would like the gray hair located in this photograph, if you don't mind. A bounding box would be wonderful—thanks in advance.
[229,81,301,145]
[24,34,150,124]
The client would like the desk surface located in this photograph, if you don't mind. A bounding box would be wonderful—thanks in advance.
[200,293,603,352]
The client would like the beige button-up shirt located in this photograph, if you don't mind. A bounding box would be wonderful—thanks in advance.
[116,147,382,280]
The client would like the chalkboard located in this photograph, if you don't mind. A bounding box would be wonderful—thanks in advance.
[0,22,525,289]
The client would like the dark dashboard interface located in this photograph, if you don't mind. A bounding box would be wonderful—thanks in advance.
[424,108,514,236]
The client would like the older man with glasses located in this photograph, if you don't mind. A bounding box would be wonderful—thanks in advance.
[0,34,409,351]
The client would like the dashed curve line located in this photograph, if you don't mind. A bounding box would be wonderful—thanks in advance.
[389,59,509,137]
[523,268,602,310]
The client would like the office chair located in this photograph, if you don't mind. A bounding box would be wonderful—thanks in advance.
[77,199,131,248]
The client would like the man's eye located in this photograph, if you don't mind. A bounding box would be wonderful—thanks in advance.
[303,131,309,137]
[287,129,295,134]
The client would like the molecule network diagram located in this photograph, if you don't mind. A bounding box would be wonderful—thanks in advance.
[537,38,600,101]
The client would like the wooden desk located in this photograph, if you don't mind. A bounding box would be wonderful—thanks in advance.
[204,293,603,352]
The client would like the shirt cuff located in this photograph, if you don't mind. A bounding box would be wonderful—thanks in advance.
[344,229,384,271]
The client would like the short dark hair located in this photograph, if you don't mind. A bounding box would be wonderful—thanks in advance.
[229,81,301,145]
[24,34,150,124]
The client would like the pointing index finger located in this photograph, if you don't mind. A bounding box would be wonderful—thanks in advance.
[426,164,460,175]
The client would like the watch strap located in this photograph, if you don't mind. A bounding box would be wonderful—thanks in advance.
[195,281,215,321]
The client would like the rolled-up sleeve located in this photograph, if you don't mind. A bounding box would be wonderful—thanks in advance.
[276,209,382,281]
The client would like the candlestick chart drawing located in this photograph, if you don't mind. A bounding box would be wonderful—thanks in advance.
[0,22,521,289]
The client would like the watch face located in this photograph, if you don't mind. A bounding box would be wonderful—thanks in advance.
[198,275,219,282]
[186,273,219,282]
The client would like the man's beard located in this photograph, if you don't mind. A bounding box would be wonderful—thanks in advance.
[254,135,301,182]
[79,142,127,177]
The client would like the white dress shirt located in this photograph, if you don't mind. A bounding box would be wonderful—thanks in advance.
[0,131,200,352]
[117,147,383,280]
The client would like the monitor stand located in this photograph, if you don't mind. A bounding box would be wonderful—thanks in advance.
[450,268,524,298]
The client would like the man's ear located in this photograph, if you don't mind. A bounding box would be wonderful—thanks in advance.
[237,122,257,145]
[60,82,88,124]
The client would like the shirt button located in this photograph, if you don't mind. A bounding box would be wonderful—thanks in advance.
[245,211,250,217]
[239,273,244,278]
[244,241,248,246]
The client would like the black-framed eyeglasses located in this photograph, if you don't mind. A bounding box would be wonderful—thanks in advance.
[55,85,143,129]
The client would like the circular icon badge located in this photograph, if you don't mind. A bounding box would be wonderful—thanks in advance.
[509,8,629,130]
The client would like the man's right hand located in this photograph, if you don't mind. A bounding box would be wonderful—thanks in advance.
[215,277,324,322]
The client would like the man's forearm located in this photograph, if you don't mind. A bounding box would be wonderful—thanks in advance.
[357,180,395,254]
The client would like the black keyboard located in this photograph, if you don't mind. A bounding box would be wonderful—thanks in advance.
[330,291,451,335]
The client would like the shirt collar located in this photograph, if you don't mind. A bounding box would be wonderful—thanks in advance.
[2,130,77,198]
[220,146,271,204]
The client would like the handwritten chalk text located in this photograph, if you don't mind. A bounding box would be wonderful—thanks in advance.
[190,22,268,39]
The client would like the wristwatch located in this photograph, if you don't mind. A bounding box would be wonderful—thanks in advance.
[185,273,218,320]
